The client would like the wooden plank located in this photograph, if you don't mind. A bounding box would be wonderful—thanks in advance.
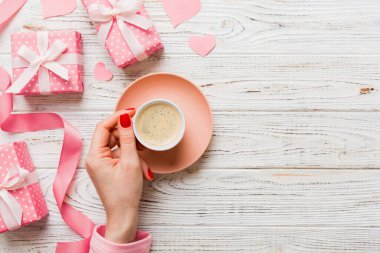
[3,169,380,252]
[0,55,379,112]
[2,0,380,56]
[4,169,380,228]
[9,169,380,227]
[1,0,380,252]
[1,112,378,169]
[2,225,380,252]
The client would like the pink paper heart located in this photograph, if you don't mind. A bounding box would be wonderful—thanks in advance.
[0,0,27,32]
[162,0,201,27]
[94,62,113,81]
[188,35,216,57]
[40,0,76,19]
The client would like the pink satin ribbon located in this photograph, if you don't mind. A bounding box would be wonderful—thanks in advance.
[0,66,94,252]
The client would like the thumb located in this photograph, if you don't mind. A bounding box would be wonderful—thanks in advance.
[118,113,139,166]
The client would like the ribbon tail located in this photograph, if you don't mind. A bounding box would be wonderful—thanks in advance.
[1,113,95,252]
[0,190,23,230]
[38,67,51,95]
[98,20,113,45]
[122,13,153,30]
[5,63,40,94]
[0,65,94,252]
[117,17,148,62]
[43,62,69,80]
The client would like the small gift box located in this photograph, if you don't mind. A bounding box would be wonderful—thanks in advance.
[82,0,163,68]
[6,30,84,95]
[0,141,48,233]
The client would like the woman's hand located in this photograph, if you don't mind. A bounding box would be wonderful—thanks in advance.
[85,109,154,243]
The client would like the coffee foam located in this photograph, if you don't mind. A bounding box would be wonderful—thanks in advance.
[136,102,182,147]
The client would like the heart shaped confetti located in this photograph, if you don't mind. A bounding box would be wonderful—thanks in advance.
[94,62,113,81]
[162,0,201,27]
[40,0,76,19]
[188,35,216,57]
[0,0,27,32]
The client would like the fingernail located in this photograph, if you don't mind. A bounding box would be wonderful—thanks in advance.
[126,107,135,111]
[147,168,154,180]
[120,113,131,128]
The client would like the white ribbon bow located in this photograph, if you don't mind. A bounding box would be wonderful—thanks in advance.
[0,167,39,230]
[88,0,153,62]
[6,31,83,94]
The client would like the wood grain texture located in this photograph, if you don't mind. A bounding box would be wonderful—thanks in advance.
[3,226,380,253]
[1,0,380,252]
[34,169,380,226]
[0,111,379,169]
[0,55,379,112]
[3,169,380,252]
[1,0,380,112]
[2,0,380,55]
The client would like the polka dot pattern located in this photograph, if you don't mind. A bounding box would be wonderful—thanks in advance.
[82,0,163,68]
[0,142,48,233]
[11,31,84,96]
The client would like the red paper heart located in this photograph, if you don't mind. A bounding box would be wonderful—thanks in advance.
[162,0,201,27]
[94,62,113,81]
[188,35,216,57]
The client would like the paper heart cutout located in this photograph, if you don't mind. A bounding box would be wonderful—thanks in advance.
[188,35,216,57]
[0,0,27,32]
[162,0,201,27]
[40,0,76,19]
[95,62,113,81]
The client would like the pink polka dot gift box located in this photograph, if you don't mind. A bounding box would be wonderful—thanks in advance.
[6,30,84,95]
[0,141,48,233]
[82,0,163,68]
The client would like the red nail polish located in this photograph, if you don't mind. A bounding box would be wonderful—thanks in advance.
[126,107,135,111]
[147,168,154,180]
[120,114,131,128]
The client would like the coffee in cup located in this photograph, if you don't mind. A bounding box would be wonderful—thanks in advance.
[133,99,185,151]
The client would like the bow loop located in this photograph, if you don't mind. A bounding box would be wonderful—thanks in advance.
[0,167,39,230]
[5,32,81,94]
[88,0,153,62]
[17,45,40,64]
[43,40,68,63]
[114,0,140,14]
[0,166,29,190]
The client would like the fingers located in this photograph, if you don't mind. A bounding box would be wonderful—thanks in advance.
[112,148,121,158]
[118,113,140,166]
[110,128,146,151]
[90,109,135,153]
[108,134,116,148]
[140,158,154,181]
[112,144,154,180]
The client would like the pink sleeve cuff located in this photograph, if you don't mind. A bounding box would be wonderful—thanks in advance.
[90,225,152,253]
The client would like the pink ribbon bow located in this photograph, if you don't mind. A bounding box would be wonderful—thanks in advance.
[88,0,153,62]
[0,166,39,230]
[6,31,84,94]
[0,66,94,252]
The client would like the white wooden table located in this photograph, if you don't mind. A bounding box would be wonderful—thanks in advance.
[1,0,380,252]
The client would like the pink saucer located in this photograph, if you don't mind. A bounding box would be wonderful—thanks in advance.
[116,73,213,174]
